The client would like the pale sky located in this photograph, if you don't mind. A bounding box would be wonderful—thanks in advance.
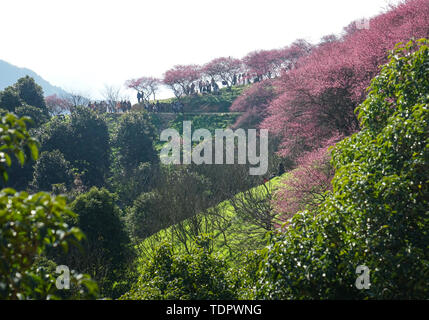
[1,0,399,100]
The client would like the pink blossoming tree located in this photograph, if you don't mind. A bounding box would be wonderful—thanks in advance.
[163,64,201,98]
[230,80,277,129]
[45,94,73,115]
[202,57,242,87]
[125,77,161,103]
[261,0,429,159]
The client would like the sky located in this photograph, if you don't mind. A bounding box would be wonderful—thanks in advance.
[0,0,400,101]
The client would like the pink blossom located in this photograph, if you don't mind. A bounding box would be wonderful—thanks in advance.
[163,65,201,98]
[125,77,161,102]
[202,57,242,87]
[261,0,429,159]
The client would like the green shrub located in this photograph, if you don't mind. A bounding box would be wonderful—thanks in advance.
[121,235,237,300]
[63,187,131,298]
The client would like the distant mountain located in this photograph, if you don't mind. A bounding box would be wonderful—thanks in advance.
[0,59,68,97]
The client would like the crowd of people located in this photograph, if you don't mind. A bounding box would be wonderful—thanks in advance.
[87,100,132,113]
[184,72,265,97]
[193,79,220,95]
[85,98,185,114]
[171,101,184,113]
[142,100,184,113]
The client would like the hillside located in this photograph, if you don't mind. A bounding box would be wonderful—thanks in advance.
[135,174,287,265]
[133,85,247,113]
[2,0,428,302]
[0,59,68,96]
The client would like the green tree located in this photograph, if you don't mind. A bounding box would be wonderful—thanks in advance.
[15,104,49,129]
[0,112,98,299]
[110,160,158,207]
[125,190,168,241]
[31,150,74,192]
[109,111,158,205]
[0,76,49,117]
[40,107,110,187]
[0,113,37,190]
[14,76,47,112]
[62,187,131,298]
[0,86,21,112]
[114,111,157,170]
[0,77,51,190]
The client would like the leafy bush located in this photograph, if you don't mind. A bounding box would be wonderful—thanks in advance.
[61,187,131,298]
[14,76,48,112]
[0,87,21,112]
[256,39,429,299]
[125,191,167,241]
[121,235,237,300]
[0,113,38,182]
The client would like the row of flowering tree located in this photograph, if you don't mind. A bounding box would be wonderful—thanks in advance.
[232,0,429,160]
[246,0,429,220]
[125,39,313,100]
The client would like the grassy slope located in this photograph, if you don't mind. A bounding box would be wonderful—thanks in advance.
[129,86,279,267]
[135,174,288,268]
[152,112,240,152]
[142,85,248,113]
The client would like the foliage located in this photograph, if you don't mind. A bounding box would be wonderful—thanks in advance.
[125,190,168,241]
[63,187,131,298]
[31,150,74,192]
[256,39,429,299]
[0,86,21,112]
[233,250,265,299]
[0,76,49,116]
[14,76,47,112]
[15,104,49,129]
[0,113,39,183]
[39,107,110,188]
[125,166,215,245]
[0,112,98,299]
[110,161,157,207]
[121,235,237,300]
[0,189,98,299]
[113,111,157,171]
